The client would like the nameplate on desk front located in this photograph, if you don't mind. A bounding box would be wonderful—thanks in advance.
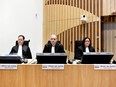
[0,64,17,69]
[94,64,116,70]
[42,64,64,70]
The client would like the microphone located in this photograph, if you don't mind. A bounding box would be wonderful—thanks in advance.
[67,41,73,64]
[68,41,72,59]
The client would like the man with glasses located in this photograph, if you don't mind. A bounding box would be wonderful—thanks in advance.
[43,35,65,53]
[10,35,32,59]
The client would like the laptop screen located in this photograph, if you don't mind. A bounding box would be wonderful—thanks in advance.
[0,55,22,64]
[36,53,67,64]
[81,52,114,64]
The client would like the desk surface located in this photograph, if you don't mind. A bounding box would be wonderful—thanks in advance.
[0,64,116,87]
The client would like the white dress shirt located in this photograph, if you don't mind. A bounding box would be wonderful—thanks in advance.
[85,47,89,52]
[51,46,55,53]
[17,45,23,58]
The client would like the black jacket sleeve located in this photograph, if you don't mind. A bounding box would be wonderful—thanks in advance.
[10,46,18,54]
[43,43,52,53]
[24,46,32,58]
[56,44,65,53]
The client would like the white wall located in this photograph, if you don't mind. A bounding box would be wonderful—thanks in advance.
[0,0,43,58]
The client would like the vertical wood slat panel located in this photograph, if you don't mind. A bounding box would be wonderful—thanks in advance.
[93,0,95,15]
[63,0,65,48]
[65,30,67,50]
[90,23,92,42]
[59,0,61,34]
[102,0,106,15]
[100,0,102,16]
[93,22,95,47]
[44,0,102,57]
[94,22,97,51]
[99,0,101,52]
[69,0,71,52]
[77,26,79,40]
[108,0,111,15]
[68,0,70,5]
[71,28,73,52]
[77,0,79,7]
[81,0,84,40]
[84,24,87,37]
[78,0,81,40]
[90,0,92,13]
[60,0,64,45]
[72,0,74,52]
[97,0,99,16]
[66,0,68,50]
[80,0,82,9]
[54,0,57,35]
[53,0,55,34]
[85,0,88,37]
[83,0,85,10]
[88,0,90,38]
[86,24,88,37]
[50,0,52,34]
[91,0,94,45]
[48,0,51,40]
[74,27,76,42]
[95,0,97,17]
[68,29,70,51]
[62,32,64,46]
[75,0,77,43]
[114,0,116,9]
[67,0,70,51]
[60,33,61,43]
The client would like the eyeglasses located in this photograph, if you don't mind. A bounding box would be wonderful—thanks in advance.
[85,40,90,42]
[51,38,56,40]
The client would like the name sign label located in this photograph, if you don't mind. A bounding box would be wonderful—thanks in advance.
[0,64,17,69]
[94,64,116,70]
[42,64,64,70]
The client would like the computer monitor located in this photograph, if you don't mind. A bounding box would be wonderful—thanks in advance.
[36,53,67,64]
[81,52,114,64]
[0,55,22,64]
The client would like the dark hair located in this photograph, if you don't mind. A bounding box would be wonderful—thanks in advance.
[82,37,91,48]
[18,35,25,40]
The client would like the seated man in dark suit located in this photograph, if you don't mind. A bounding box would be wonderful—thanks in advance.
[43,35,65,53]
[10,35,32,59]
[76,37,95,60]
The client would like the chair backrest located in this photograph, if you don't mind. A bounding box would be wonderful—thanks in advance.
[74,40,82,59]
[16,40,30,46]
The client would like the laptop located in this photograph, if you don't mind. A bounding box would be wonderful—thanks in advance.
[36,53,67,64]
[81,52,114,64]
[0,55,22,64]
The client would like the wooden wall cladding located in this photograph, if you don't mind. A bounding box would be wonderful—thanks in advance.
[43,0,112,58]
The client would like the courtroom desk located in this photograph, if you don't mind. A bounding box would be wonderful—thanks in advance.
[0,64,116,87]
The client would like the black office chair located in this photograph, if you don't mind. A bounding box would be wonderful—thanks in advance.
[16,40,30,46]
[74,40,82,59]
[68,40,82,64]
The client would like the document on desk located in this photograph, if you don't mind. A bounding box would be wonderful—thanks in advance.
[42,64,64,70]
[94,64,116,70]
[0,64,17,69]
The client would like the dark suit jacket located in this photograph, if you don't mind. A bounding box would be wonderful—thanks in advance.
[75,46,95,60]
[43,41,65,53]
[10,45,32,59]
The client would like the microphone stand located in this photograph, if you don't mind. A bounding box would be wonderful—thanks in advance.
[67,41,73,64]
